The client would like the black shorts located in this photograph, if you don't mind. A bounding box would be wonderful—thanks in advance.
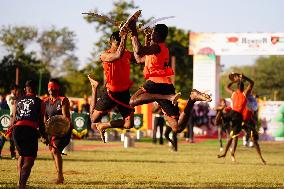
[223,110,243,137]
[143,80,179,117]
[49,128,71,153]
[95,88,133,118]
[243,120,259,141]
[13,126,38,158]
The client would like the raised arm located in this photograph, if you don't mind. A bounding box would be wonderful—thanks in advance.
[129,21,161,57]
[225,82,234,95]
[100,34,127,62]
[242,74,254,96]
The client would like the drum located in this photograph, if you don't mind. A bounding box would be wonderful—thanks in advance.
[46,115,70,137]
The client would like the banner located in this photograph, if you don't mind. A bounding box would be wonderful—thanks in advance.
[258,101,284,141]
[0,109,10,132]
[133,114,143,129]
[193,55,220,107]
[71,113,89,138]
[189,32,284,55]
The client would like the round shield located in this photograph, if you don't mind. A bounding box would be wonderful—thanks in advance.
[46,115,70,137]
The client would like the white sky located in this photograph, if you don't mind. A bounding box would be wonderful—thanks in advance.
[0,0,283,69]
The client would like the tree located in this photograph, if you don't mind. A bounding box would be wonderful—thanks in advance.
[84,0,193,97]
[0,53,50,95]
[166,27,193,98]
[0,26,38,57]
[221,56,284,100]
[37,26,77,77]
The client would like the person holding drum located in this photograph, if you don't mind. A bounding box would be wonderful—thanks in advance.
[9,80,46,189]
[43,79,71,184]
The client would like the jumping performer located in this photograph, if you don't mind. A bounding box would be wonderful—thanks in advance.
[218,74,265,164]
[128,20,212,150]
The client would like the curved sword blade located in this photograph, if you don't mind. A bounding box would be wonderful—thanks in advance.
[141,16,175,30]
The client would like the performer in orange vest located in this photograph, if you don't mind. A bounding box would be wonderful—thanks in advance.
[88,30,180,143]
[128,21,212,151]
[218,74,265,164]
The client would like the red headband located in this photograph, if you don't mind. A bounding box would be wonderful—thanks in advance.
[48,82,60,90]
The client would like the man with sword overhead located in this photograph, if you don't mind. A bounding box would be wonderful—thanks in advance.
[128,18,212,151]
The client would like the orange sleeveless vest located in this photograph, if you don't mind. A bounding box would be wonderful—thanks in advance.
[231,89,247,114]
[102,50,132,92]
[144,43,174,83]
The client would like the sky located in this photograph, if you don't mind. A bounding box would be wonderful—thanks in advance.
[0,0,283,69]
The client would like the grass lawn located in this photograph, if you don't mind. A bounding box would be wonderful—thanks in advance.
[0,139,284,188]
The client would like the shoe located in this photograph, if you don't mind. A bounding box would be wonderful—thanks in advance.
[11,156,16,160]
[190,89,212,102]
[96,125,106,143]
[220,147,224,152]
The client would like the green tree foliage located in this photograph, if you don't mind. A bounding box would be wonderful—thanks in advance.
[166,27,192,98]
[0,25,79,96]
[0,26,37,57]
[37,26,77,76]
[221,56,284,100]
[0,53,50,94]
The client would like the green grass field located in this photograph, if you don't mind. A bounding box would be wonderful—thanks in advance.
[0,139,284,188]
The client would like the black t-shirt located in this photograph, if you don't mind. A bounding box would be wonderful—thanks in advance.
[45,97,65,119]
[16,95,42,122]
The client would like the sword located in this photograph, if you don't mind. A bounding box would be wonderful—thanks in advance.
[140,16,175,30]
[82,12,120,26]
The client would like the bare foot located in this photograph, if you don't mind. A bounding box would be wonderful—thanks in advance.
[261,158,266,165]
[231,153,236,162]
[190,89,212,102]
[171,92,181,106]
[88,74,99,88]
[54,176,64,184]
[96,124,106,143]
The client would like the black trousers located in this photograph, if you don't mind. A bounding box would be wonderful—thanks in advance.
[0,135,16,157]
[152,117,165,144]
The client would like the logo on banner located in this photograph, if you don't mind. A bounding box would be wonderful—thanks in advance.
[74,117,85,129]
[0,115,10,130]
[133,114,143,129]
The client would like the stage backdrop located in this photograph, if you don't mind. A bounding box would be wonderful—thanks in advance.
[189,32,284,55]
